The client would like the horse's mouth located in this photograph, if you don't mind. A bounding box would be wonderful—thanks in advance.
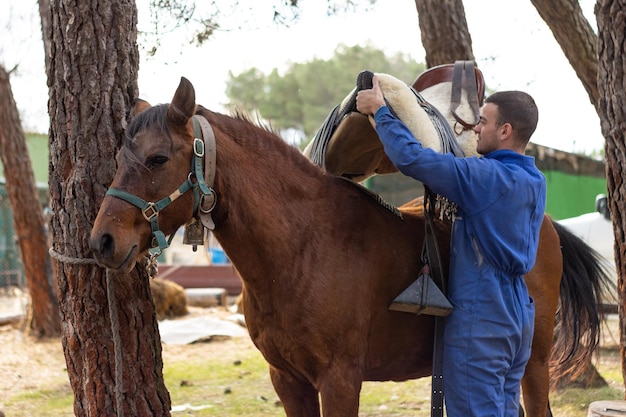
[95,245,139,274]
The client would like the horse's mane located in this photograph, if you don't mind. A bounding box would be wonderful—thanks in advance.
[197,105,325,178]
[125,104,170,146]
[197,106,402,218]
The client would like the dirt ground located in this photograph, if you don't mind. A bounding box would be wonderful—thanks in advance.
[0,299,254,409]
[0,295,623,416]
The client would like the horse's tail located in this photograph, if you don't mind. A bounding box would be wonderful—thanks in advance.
[550,220,614,386]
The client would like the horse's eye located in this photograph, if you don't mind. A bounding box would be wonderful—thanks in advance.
[147,155,169,168]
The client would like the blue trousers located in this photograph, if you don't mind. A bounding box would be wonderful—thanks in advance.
[442,263,535,417]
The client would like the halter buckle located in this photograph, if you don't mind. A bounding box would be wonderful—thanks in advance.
[142,203,159,222]
[199,191,217,214]
[194,138,205,157]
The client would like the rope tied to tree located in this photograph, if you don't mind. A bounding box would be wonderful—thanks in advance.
[48,247,98,265]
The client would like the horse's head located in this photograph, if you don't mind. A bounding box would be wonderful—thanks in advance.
[89,77,201,273]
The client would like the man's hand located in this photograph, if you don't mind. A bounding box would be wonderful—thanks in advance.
[356,75,386,115]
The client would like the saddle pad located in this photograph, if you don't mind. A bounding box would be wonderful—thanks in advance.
[308,72,443,183]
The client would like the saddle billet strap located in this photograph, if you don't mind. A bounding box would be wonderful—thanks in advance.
[422,189,446,292]
[431,316,445,417]
[423,187,448,417]
[450,61,480,129]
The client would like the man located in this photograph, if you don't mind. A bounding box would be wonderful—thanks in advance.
[356,76,546,417]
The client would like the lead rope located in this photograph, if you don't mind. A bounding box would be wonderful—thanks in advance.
[106,269,126,417]
[49,248,126,416]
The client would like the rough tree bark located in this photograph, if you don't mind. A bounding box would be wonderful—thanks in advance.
[414,0,475,68]
[0,65,60,337]
[43,0,171,414]
[530,0,600,113]
[596,0,626,395]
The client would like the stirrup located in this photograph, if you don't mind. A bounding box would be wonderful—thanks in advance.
[389,274,453,317]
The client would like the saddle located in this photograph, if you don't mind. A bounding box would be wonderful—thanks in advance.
[307,61,484,183]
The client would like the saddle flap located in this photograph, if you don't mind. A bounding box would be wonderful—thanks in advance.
[325,112,398,181]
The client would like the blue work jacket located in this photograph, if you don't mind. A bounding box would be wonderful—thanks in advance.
[373,106,546,278]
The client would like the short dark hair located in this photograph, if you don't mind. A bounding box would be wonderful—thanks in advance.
[485,91,538,144]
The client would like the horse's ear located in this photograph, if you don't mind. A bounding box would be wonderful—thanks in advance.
[168,77,197,126]
[132,99,152,117]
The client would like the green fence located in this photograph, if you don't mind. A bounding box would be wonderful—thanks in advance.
[369,143,607,221]
[0,185,25,287]
[0,182,49,288]
[543,170,607,220]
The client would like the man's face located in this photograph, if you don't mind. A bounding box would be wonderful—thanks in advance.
[473,103,501,155]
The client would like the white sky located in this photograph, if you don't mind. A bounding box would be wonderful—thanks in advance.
[3,0,602,154]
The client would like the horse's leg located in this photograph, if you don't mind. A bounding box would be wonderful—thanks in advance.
[318,366,363,417]
[521,338,551,417]
[522,219,561,417]
[269,366,321,417]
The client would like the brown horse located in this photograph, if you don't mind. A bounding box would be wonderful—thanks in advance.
[89,78,610,417]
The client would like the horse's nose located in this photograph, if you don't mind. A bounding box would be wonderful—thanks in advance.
[90,231,115,261]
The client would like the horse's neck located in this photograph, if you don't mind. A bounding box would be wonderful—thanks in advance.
[209,124,327,282]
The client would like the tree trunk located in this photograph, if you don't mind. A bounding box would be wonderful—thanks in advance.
[44,0,171,414]
[596,0,626,396]
[38,0,51,63]
[0,65,60,337]
[530,0,600,112]
[413,0,475,68]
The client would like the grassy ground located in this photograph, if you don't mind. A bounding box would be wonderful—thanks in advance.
[1,314,623,416]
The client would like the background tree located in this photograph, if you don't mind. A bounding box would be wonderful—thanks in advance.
[225,43,425,141]
[530,0,599,110]
[414,0,474,67]
[0,64,59,337]
[43,0,170,414]
[596,0,626,392]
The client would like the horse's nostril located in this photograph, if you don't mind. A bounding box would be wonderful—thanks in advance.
[92,233,115,258]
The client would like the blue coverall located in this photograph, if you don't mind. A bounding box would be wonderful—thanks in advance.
[373,106,546,417]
